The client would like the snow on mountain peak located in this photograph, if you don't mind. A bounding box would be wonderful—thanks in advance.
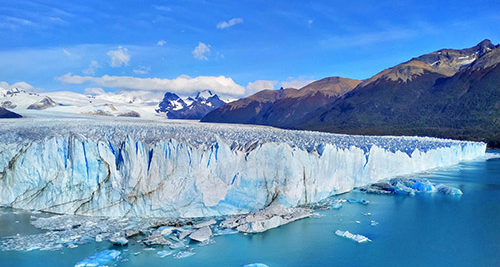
[196,90,215,100]
[156,90,227,119]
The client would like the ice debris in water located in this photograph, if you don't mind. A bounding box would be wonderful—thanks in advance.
[156,250,174,258]
[173,249,195,259]
[74,250,121,267]
[346,199,370,205]
[220,205,314,233]
[360,178,463,196]
[335,230,371,243]
[109,235,128,246]
[189,226,212,242]
[244,264,270,267]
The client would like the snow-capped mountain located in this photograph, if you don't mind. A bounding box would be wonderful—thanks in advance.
[0,86,160,118]
[156,90,227,119]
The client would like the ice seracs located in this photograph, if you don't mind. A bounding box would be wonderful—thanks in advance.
[0,116,485,218]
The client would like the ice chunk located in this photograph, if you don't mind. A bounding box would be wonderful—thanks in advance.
[189,226,212,242]
[370,220,379,226]
[346,199,370,205]
[335,230,371,243]
[173,249,195,259]
[222,205,313,234]
[74,250,121,267]
[156,250,174,258]
[126,229,140,238]
[143,233,172,246]
[436,184,463,195]
[244,264,270,267]
[109,236,128,246]
[213,228,238,236]
[412,180,436,192]
[192,219,217,229]
[393,182,416,195]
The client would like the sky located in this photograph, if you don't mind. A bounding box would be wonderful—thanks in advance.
[0,0,499,98]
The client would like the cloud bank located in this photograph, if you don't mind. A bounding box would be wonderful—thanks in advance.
[246,80,277,95]
[58,73,246,96]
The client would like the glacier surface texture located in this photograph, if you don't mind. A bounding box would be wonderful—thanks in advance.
[0,116,486,218]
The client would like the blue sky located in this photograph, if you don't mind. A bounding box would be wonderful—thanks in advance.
[1,0,499,97]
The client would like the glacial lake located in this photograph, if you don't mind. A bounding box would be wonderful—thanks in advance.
[0,151,499,267]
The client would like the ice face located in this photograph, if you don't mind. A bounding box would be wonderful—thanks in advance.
[0,116,486,218]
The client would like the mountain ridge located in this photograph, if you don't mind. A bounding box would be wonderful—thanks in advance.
[203,39,500,147]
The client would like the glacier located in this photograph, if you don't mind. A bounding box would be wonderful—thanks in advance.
[0,115,486,218]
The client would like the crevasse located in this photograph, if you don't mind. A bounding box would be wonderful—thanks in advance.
[0,117,486,218]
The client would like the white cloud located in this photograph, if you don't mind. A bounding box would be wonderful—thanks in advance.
[192,42,211,60]
[106,46,130,67]
[58,73,246,96]
[157,40,166,46]
[216,18,243,29]
[0,81,35,91]
[63,49,71,56]
[281,79,314,89]
[82,60,100,75]
[246,80,277,95]
[133,65,150,75]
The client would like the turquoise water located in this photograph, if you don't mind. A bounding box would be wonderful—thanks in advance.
[1,153,499,267]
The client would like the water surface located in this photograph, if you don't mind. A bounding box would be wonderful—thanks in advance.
[1,153,499,267]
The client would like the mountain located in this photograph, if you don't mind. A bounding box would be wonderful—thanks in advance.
[0,87,158,118]
[297,39,500,147]
[0,107,22,118]
[202,39,500,147]
[201,77,361,126]
[156,90,227,119]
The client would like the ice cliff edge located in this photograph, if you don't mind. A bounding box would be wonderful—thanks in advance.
[0,117,486,218]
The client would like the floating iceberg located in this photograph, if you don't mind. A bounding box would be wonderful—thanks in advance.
[244,264,270,267]
[361,178,463,196]
[335,230,371,243]
[173,249,195,259]
[0,117,485,218]
[411,180,436,192]
[109,235,128,246]
[436,184,463,195]
[74,250,121,267]
[221,205,313,233]
[189,226,212,242]
[156,250,174,258]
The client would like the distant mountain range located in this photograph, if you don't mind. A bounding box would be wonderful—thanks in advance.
[0,87,158,118]
[202,39,500,147]
[156,90,227,119]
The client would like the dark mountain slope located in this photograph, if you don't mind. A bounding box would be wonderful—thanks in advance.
[202,77,361,125]
[0,107,22,118]
[297,44,500,146]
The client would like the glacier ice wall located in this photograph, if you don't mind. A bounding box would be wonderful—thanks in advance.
[0,117,486,218]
